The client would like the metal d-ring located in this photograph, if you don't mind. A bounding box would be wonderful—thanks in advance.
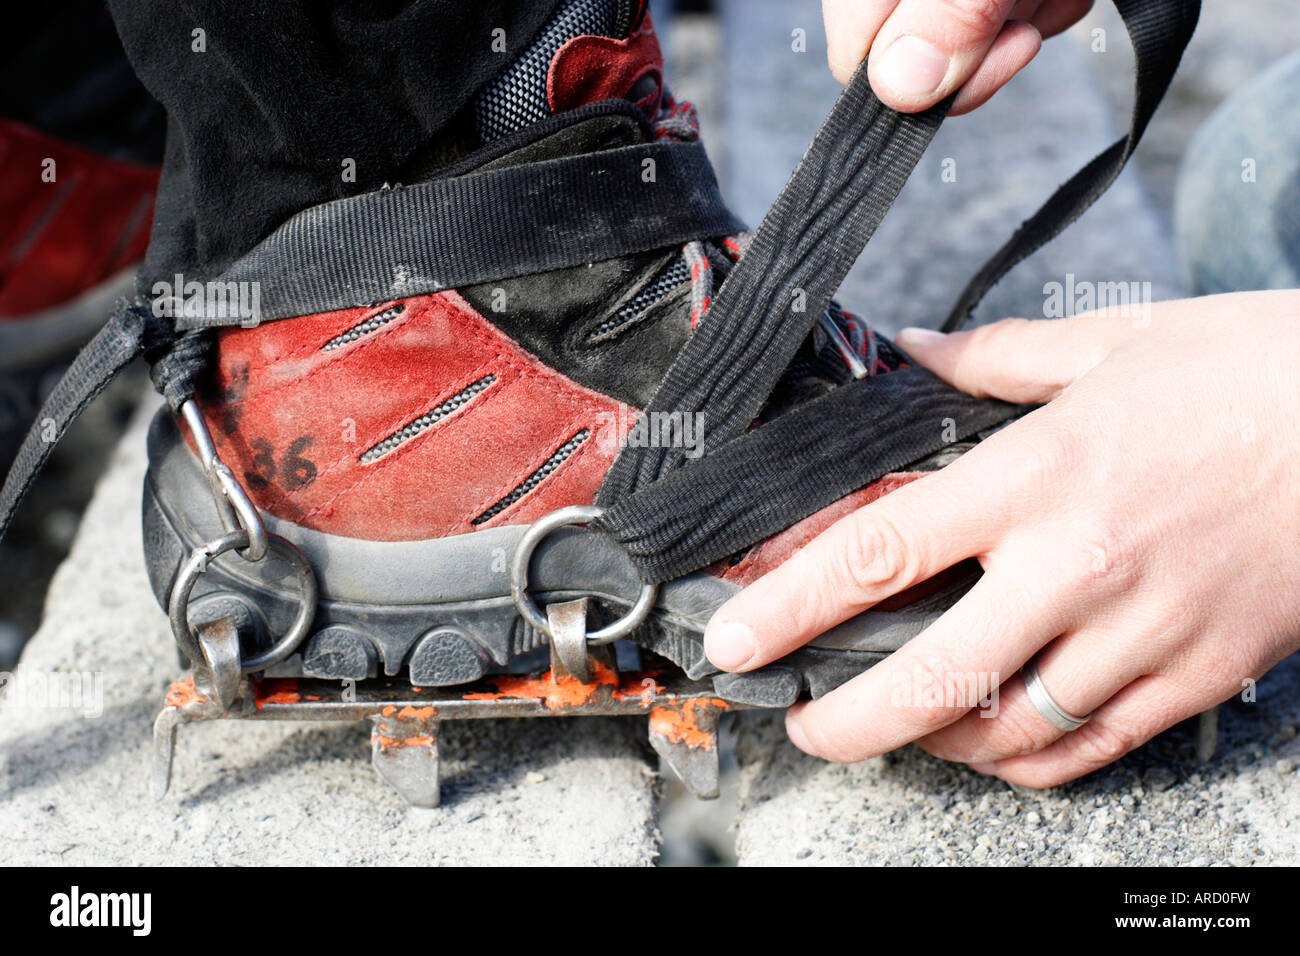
[510,505,657,646]
[168,528,318,673]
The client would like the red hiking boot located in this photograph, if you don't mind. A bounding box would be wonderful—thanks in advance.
[0,0,1198,810]
[139,0,999,708]
[0,0,1197,718]
[0,118,158,473]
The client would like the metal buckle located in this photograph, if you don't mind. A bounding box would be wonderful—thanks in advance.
[180,399,268,562]
[510,505,657,646]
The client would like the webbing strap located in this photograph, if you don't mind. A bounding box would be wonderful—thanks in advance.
[942,0,1202,332]
[0,302,149,540]
[183,138,744,328]
[596,79,954,504]
[598,368,1018,582]
[596,0,1201,583]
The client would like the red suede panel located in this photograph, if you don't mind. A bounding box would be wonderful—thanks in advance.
[546,10,664,115]
[203,291,630,541]
[0,119,157,317]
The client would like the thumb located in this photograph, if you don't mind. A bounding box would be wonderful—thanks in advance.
[894,316,1121,403]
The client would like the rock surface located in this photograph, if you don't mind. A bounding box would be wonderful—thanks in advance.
[733,684,1300,866]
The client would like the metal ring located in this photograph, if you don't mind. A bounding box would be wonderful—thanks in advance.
[168,529,318,673]
[510,505,657,646]
[1021,656,1092,733]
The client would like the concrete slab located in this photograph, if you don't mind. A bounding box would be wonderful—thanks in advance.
[0,399,660,866]
[733,675,1300,866]
[715,0,1300,865]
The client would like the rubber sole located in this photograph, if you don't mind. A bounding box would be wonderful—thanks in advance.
[142,408,977,706]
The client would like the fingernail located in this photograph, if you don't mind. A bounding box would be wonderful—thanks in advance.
[895,327,946,350]
[876,35,950,98]
[968,761,999,775]
[704,620,755,671]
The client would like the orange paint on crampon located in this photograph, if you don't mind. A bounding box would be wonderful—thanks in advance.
[462,660,618,710]
[649,698,726,749]
[164,674,206,709]
[374,733,434,750]
[253,679,300,710]
[396,705,437,720]
[611,673,664,708]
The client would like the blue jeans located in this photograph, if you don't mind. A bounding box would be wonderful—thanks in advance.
[1175,50,1300,294]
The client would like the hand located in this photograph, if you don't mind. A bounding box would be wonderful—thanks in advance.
[704,291,1300,787]
[822,0,1094,115]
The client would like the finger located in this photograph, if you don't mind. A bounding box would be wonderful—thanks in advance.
[823,0,901,86]
[1031,0,1094,38]
[919,625,1156,764]
[703,416,1041,672]
[781,564,1077,763]
[966,673,1209,787]
[867,0,1019,112]
[703,399,1082,672]
[1010,0,1046,20]
[895,316,1130,403]
[947,20,1041,116]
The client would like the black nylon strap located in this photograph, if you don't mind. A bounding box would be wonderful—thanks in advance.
[941,0,1201,332]
[597,368,1018,583]
[597,0,1200,582]
[0,302,149,541]
[597,74,953,505]
[183,139,744,328]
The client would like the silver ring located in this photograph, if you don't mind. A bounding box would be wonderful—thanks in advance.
[1021,656,1091,732]
[168,529,318,673]
[510,505,657,646]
